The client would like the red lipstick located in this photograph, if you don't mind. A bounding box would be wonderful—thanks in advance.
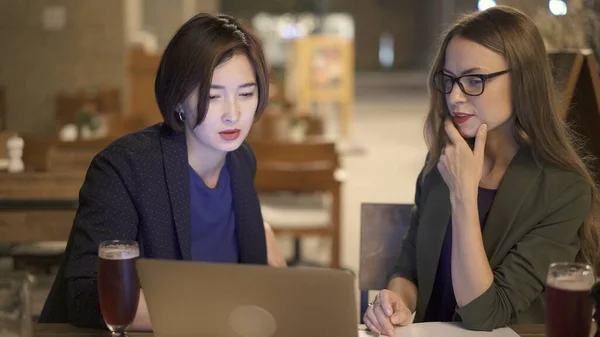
[219,129,240,141]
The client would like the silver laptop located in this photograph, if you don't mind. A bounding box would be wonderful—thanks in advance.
[136,258,358,337]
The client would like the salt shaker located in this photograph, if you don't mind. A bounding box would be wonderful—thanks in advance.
[6,134,24,173]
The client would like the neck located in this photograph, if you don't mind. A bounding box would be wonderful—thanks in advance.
[481,122,519,182]
[185,131,226,181]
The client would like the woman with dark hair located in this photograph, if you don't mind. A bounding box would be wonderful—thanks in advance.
[39,13,285,329]
[364,5,600,334]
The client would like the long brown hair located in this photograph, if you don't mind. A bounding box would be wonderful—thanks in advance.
[423,5,600,266]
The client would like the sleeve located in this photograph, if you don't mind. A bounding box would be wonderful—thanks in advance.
[456,179,592,330]
[390,164,425,286]
[64,148,140,328]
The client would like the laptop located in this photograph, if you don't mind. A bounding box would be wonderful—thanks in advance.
[136,258,358,337]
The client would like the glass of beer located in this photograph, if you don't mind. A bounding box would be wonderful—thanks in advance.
[98,240,141,335]
[546,262,595,337]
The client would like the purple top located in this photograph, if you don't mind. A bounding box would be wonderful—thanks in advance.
[189,163,239,263]
[423,186,497,322]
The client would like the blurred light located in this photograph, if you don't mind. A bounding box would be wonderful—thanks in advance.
[379,32,394,68]
[477,0,496,11]
[549,0,568,16]
[275,14,313,40]
[279,23,299,39]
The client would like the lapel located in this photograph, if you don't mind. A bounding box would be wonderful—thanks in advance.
[159,125,192,260]
[227,148,267,264]
[481,147,542,266]
[415,148,541,321]
[416,168,451,321]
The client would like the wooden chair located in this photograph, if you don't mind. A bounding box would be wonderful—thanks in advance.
[359,203,413,323]
[249,140,343,268]
[248,109,325,142]
[54,88,121,134]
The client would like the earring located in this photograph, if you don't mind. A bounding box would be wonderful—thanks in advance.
[175,105,185,122]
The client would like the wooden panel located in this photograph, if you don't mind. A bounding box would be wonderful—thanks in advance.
[20,136,110,172]
[0,210,75,242]
[0,172,85,199]
[254,166,337,192]
[0,86,6,131]
[46,149,96,172]
[249,140,338,164]
[20,135,54,172]
[0,131,16,159]
[128,47,163,128]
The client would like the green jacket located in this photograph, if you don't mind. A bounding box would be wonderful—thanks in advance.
[393,147,592,331]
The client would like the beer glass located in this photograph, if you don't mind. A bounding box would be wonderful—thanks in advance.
[98,240,141,335]
[546,262,595,337]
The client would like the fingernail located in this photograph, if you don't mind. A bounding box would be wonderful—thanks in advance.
[385,307,392,316]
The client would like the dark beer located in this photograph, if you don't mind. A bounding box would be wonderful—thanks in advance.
[98,244,140,332]
[546,282,593,337]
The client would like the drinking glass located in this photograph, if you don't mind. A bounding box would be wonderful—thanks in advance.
[98,240,141,336]
[546,262,595,337]
[0,272,32,337]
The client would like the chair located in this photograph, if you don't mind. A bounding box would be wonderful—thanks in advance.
[250,140,343,268]
[54,88,121,135]
[359,203,413,323]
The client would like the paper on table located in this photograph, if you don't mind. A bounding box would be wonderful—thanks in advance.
[358,322,519,337]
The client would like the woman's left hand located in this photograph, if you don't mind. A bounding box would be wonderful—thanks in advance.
[264,221,287,267]
[437,119,487,203]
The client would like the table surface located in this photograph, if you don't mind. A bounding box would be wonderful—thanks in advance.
[34,324,550,337]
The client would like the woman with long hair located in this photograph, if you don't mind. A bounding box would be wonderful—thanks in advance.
[365,5,600,334]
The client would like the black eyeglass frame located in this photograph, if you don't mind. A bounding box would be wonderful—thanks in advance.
[433,69,511,96]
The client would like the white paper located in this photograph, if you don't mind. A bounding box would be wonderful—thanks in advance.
[358,322,519,337]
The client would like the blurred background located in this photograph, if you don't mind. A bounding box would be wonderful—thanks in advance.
[1,0,599,320]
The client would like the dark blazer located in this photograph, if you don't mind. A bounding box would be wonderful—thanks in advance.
[38,123,268,328]
[394,147,592,331]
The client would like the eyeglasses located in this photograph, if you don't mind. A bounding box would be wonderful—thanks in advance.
[433,69,511,96]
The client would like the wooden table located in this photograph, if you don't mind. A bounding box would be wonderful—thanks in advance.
[35,324,549,336]
[0,171,84,242]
